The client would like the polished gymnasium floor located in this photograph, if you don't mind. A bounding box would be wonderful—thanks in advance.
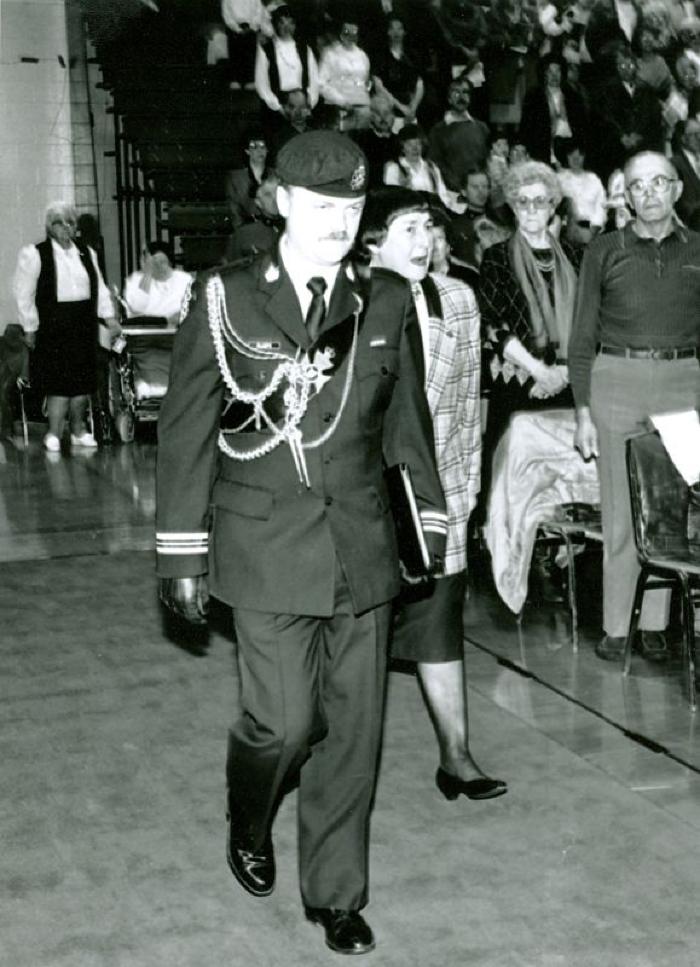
[2,426,700,967]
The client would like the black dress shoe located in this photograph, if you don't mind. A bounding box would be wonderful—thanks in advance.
[594,635,626,661]
[636,630,669,663]
[305,907,376,955]
[226,813,275,897]
[435,767,508,801]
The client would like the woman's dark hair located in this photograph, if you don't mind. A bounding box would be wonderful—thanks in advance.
[356,187,431,253]
[631,21,659,56]
[554,136,586,166]
[397,123,429,157]
[144,239,174,263]
[427,201,457,249]
[271,4,294,32]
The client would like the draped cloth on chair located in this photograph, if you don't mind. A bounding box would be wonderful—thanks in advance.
[485,409,600,613]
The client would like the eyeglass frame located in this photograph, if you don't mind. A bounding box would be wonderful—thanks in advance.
[513,195,552,212]
[49,217,77,229]
[626,174,677,196]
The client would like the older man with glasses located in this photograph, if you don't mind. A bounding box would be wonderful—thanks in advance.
[570,150,700,663]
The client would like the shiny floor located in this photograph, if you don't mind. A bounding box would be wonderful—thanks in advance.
[2,427,700,967]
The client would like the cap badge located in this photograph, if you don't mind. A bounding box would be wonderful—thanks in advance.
[350,163,366,191]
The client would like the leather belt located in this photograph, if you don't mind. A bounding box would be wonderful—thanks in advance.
[600,345,698,361]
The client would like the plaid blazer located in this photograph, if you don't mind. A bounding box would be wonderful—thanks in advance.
[415,273,481,575]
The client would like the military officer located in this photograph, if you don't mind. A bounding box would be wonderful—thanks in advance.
[155,131,447,956]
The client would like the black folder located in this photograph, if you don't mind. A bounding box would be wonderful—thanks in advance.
[384,463,431,577]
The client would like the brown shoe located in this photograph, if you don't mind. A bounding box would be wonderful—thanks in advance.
[595,635,626,661]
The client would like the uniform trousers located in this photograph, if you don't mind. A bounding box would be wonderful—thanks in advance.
[227,557,390,910]
[590,353,700,637]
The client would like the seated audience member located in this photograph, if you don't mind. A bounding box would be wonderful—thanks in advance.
[519,56,589,166]
[226,173,283,259]
[632,22,672,96]
[641,0,675,52]
[556,140,607,231]
[13,202,119,452]
[384,124,463,212]
[486,127,511,205]
[662,51,700,150]
[509,139,530,166]
[590,43,663,180]
[453,168,511,228]
[359,186,507,803]
[352,94,400,188]
[122,241,192,326]
[372,16,424,126]
[672,116,700,228]
[484,0,538,128]
[477,162,580,509]
[428,74,490,193]
[267,88,313,158]
[605,167,634,228]
[254,5,319,117]
[430,205,482,288]
[318,17,372,128]
[584,0,639,71]
[221,0,271,89]
[570,150,700,664]
[677,15,700,72]
[225,132,271,228]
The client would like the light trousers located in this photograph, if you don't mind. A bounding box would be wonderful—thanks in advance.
[590,353,700,637]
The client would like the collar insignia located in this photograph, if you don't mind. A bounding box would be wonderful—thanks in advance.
[350,163,366,191]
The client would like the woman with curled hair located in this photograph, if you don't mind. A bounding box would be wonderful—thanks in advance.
[477,161,581,506]
[13,201,119,452]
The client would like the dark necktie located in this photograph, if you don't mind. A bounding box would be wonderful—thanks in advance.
[305,276,327,343]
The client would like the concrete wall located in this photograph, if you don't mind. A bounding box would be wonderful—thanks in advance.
[0,0,75,333]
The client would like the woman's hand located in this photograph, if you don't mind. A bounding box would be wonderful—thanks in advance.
[529,363,567,399]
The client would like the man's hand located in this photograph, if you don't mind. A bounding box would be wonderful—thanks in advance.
[574,407,599,460]
[159,576,210,625]
[23,330,36,350]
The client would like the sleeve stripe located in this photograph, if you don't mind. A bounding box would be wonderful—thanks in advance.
[156,532,209,555]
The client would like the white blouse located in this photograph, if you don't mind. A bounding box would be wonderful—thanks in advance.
[123,269,193,323]
[14,240,113,332]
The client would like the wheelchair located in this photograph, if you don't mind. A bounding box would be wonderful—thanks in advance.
[109,316,176,443]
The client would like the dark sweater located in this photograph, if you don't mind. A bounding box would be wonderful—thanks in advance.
[569,222,700,406]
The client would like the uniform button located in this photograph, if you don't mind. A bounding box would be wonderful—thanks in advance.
[323,412,333,423]
[325,496,333,506]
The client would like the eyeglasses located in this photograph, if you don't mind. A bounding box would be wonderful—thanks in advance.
[514,196,550,211]
[50,218,76,228]
[627,174,676,196]
[248,141,267,150]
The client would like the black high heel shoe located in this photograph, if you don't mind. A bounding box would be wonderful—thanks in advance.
[435,767,508,801]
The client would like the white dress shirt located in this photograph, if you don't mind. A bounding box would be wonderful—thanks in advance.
[123,268,193,323]
[254,38,319,112]
[318,43,371,107]
[411,282,431,384]
[13,239,113,333]
[279,235,340,318]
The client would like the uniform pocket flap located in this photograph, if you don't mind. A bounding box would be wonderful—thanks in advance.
[212,478,273,520]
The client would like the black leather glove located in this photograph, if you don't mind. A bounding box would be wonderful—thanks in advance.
[159,576,210,626]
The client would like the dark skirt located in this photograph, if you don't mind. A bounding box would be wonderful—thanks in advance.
[34,300,98,397]
[391,571,467,664]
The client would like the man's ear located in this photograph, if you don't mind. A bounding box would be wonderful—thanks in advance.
[276,185,291,218]
[672,178,684,203]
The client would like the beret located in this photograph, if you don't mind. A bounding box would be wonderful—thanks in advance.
[275,130,368,197]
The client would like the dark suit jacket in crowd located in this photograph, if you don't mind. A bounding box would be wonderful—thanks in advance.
[589,79,663,180]
[156,252,446,618]
[519,83,589,163]
[672,149,700,230]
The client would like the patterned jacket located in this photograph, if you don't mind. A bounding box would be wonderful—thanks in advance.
[415,273,481,575]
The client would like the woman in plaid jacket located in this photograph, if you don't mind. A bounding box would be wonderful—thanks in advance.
[360,188,508,801]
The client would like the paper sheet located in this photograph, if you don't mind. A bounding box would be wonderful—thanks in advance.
[650,410,700,486]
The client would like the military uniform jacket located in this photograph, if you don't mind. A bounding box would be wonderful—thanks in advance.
[156,251,447,618]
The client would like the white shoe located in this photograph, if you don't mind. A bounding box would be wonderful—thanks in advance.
[70,431,98,448]
[43,433,61,452]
